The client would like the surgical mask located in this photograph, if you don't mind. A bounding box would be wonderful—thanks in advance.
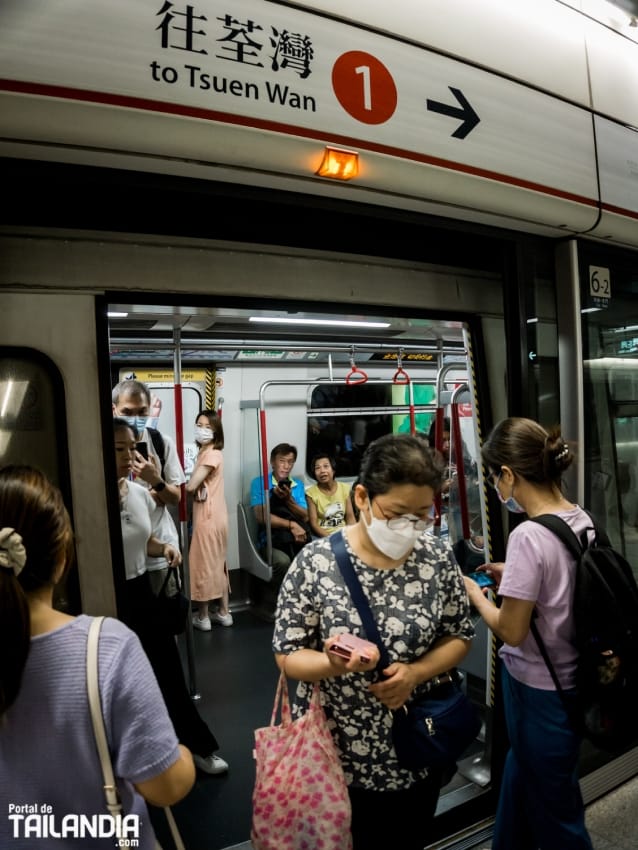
[363,500,424,560]
[496,484,526,514]
[121,415,148,434]
[195,426,214,445]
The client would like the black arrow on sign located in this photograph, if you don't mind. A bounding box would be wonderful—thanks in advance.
[426,87,480,139]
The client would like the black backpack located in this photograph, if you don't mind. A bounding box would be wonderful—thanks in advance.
[529,512,638,752]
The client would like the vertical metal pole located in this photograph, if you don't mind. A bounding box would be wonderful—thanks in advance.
[259,402,272,565]
[173,327,199,697]
[450,400,470,540]
[408,380,416,435]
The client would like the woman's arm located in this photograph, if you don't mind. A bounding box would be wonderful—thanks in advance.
[370,635,472,711]
[464,578,535,646]
[185,463,212,493]
[369,635,472,710]
[275,640,380,682]
[147,537,181,567]
[307,497,328,538]
[134,744,195,806]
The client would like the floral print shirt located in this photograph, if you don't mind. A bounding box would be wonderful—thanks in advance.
[272,532,475,791]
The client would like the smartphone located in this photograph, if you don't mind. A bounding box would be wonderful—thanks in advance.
[136,441,148,460]
[466,570,496,589]
[329,634,376,664]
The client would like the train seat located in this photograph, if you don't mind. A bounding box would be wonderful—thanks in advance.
[237,501,273,582]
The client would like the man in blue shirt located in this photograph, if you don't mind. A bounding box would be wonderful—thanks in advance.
[250,443,310,583]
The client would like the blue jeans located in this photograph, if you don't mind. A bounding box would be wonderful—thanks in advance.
[493,666,593,850]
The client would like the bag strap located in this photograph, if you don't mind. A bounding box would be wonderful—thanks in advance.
[271,670,292,726]
[329,531,390,670]
[86,617,186,850]
[529,616,565,696]
[526,515,586,730]
[160,566,182,595]
[87,617,122,819]
[528,513,585,560]
[147,427,166,478]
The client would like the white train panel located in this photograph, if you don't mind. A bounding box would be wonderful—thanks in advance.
[584,13,638,128]
[293,0,593,106]
[590,116,638,243]
[1,1,637,246]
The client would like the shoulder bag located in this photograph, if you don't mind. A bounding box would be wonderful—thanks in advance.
[87,616,186,850]
[329,531,481,771]
[251,670,352,850]
[154,569,190,635]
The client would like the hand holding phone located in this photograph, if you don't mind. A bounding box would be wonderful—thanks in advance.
[466,570,496,589]
[328,634,377,664]
[136,441,149,460]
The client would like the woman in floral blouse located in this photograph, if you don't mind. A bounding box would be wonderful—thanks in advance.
[272,433,475,850]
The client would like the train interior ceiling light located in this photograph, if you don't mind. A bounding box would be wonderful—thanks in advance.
[315,147,359,180]
[248,317,390,329]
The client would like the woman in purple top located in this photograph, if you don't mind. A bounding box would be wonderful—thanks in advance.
[0,466,195,849]
[464,418,594,850]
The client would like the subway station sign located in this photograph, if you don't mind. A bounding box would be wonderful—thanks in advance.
[0,0,598,206]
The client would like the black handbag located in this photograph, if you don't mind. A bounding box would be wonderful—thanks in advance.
[154,568,190,635]
[391,675,482,770]
[329,531,481,771]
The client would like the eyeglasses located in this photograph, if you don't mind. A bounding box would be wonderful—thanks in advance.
[488,470,502,490]
[387,516,434,531]
[374,502,434,531]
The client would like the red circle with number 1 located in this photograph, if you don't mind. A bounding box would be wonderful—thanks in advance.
[332,51,397,125]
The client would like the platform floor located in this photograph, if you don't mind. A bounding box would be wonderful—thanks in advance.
[471,774,638,850]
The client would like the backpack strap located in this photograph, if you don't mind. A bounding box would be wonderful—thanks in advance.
[527,513,587,730]
[147,427,166,478]
[528,513,585,560]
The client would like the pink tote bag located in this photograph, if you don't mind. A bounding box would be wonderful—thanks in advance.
[251,671,352,850]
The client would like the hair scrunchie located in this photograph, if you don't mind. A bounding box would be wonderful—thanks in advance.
[0,528,27,576]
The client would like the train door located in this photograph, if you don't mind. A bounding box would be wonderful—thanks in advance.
[107,305,500,846]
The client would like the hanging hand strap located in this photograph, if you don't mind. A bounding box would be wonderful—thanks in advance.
[329,531,390,670]
[87,617,187,850]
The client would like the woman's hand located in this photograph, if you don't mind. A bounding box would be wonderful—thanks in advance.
[163,544,182,568]
[464,562,503,609]
[369,662,418,710]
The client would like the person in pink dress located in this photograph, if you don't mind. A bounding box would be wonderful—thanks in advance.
[186,410,232,629]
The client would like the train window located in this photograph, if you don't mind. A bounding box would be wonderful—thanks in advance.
[0,350,66,478]
[580,254,638,569]
[0,348,79,613]
[306,381,437,478]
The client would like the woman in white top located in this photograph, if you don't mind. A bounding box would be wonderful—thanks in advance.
[114,418,229,776]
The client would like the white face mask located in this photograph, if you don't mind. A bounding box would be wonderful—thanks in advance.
[362,500,423,560]
[195,426,214,445]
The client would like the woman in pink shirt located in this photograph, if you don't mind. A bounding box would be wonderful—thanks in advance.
[465,417,593,850]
